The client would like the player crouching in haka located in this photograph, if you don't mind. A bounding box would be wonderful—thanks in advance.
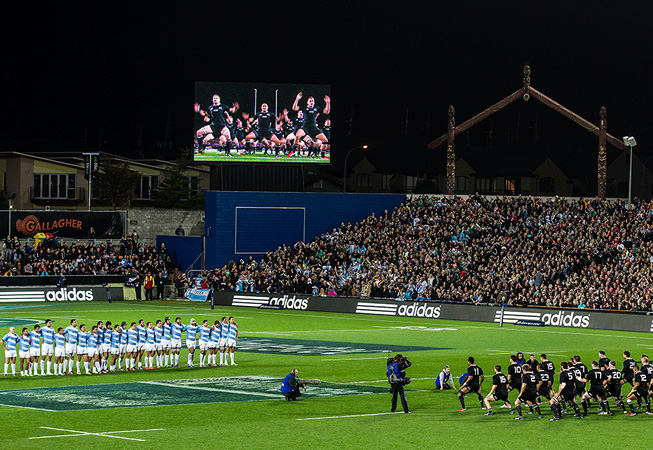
[577,360,613,416]
[457,356,485,411]
[548,361,583,421]
[625,364,652,416]
[514,364,543,419]
[484,365,514,415]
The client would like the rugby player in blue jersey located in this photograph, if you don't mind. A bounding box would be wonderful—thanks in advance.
[184,318,198,368]
[40,319,56,375]
[198,320,211,368]
[154,320,164,368]
[76,324,88,375]
[53,327,66,375]
[136,319,147,370]
[170,317,183,367]
[63,319,79,375]
[110,324,121,372]
[28,325,42,376]
[18,328,31,376]
[162,318,172,367]
[126,322,139,371]
[226,316,238,366]
[209,320,221,366]
[219,317,229,366]
[144,322,156,369]
[2,326,19,376]
[119,322,128,370]
[86,325,101,375]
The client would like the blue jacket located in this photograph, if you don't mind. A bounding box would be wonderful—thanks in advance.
[280,372,297,394]
[387,362,404,380]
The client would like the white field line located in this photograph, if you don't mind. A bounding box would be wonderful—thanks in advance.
[321,356,389,361]
[29,426,163,441]
[139,380,279,398]
[297,412,398,421]
[460,325,653,340]
[0,403,58,412]
[349,377,436,384]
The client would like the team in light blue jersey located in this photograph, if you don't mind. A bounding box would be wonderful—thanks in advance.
[1,314,240,377]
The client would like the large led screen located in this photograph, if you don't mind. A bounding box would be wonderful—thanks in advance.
[194,82,331,163]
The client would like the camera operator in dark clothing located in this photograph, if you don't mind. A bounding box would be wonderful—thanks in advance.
[387,354,411,413]
[281,368,305,401]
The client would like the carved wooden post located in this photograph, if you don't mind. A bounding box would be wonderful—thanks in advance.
[447,105,456,194]
[523,64,531,101]
[598,106,607,199]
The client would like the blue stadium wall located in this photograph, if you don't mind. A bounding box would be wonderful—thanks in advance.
[204,192,406,269]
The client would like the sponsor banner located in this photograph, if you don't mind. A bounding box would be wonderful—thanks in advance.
[211,292,653,334]
[0,211,123,239]
[0,286,123,302]
[185,288,211,302]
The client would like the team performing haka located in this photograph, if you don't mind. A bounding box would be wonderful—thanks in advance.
[1,316,238,377]
[195,91,330,159]
[455,350,653,420]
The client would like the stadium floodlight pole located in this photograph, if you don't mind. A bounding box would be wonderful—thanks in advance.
[343,145,368,193]
[254,89,258,115]
[623,136,637,206]
[275,89,278,117]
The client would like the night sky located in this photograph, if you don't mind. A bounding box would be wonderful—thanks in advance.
[3,1,652,162]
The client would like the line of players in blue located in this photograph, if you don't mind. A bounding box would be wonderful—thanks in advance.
[1,316,238,377]
[449,351,653,419]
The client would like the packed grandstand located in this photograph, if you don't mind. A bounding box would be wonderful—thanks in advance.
[3,195,653,312]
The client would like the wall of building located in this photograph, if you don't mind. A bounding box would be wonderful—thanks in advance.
[126,209,205,243]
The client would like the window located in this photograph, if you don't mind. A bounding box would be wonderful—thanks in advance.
[357,173,372,188]
[477,178,495,193]
[33,174,76,199]
[406,176,417,191]
[540,177,556,194]
[456,176,469,192]
[382,174,392,190]
[187,176,199,198]
[135,175,159,200]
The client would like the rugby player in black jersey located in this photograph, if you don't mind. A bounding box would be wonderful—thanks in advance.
[605,360,626,412]
[483,365,514,415]
[457,356,485,411]
[573,355,588,397]
[622,350,640,407]
[195,94,239,153]
[640,355,653,392]
[244,103,282,154]
[514,365,543,419]
[540,354,556,379]
[292,92,330,151]
[625,365,652,416]
[548,361,583,421]
[598,351,610,371]
[578,360,612,416]
[536,363,552,403]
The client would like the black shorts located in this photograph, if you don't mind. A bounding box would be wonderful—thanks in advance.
[559,389,576,402]
[493,391,509,402]
[609,386,622,398]
[623,375,634,385]
[466,382,480,393]
[210,124,227,135]
[302,125,324,140]
[518,390,538,404]
[253,129,273,140]
[508,383,522,392]
[634,388,649,399]
[588,386,608,399]
[538,386,550,397]
[575,381,586,393]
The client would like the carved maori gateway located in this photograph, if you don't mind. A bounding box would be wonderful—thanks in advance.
[427,65,627,197]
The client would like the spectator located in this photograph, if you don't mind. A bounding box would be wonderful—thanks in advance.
[87,227,96,240]
[175,225,185,236]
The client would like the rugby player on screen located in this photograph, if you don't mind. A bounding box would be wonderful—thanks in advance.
[195,94,239,153]
[292,92,330,151]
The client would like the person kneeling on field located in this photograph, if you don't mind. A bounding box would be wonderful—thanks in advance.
[281,368,304,401]
[435,365,455,390]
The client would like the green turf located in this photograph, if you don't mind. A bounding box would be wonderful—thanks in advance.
[193,153,329,163]
[1,301,652,449]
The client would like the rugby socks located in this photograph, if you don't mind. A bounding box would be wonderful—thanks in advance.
[11,363,15,376]
[516,405,522,417]
[76,361,81,374]
[458,393,466,409]
[582,400,589,416]
[187,353,193,366]
[174,353,179,366]
[84,362,90,374]
[94,362,101,373]
[534,405,541,416]
[46,360,51,374]
[628,399,635,414]
[219,353,224,365]
[117,357,122,370]
[230,353,235,365]
[550,403,559,419]
[199,354,205,367]
[164,354,169,366]
[647,400,651,413]
[40,359,45,374]
[3,363,7,376]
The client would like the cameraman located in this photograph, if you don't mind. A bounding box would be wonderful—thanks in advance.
[387,354,411,413]
[281,368,304,401]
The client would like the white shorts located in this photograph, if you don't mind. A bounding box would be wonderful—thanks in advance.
[4,349,16,358]
[19,350,29,359]
[54,347,65,358]
[186,340,196,350]
[226,338,236,348]
[218,338,227,348]
[87,348,97,357]
[29,347,41,357]
[42,344,54,356]
[162,341,171,350]
[76,346,87,355]
[144,343,155,352]
[138,343,145,351]
[154,343,162,351]
[199,342,209,351]
[209,342,218,349]
[65,343,77,356]
[110,347,119,355]
[119,344,127,354]
[171,339,182,348]
[102,344,111,353]
[126,344,137,354]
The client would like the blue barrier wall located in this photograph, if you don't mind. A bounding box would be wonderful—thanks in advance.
[204,192,406,269]
[157,235,203,271]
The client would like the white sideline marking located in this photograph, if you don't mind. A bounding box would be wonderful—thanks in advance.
[350,377,436,384]
[140,380,279,398]
[321,356,389,361]
[462,325,653,340]
[0,403,58,412]
[297,412,398,421]
[29,426,164,441]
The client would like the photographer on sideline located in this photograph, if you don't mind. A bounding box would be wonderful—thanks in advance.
[281,368,304,401]
[387,354,411,413]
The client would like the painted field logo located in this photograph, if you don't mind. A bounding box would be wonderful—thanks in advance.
[397,304,441,319]
[541,311,590,328]
[269,295,309,310]
[45,288,94,302]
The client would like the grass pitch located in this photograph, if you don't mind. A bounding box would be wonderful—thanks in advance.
[193,152,329,163]
[1,300,652,449]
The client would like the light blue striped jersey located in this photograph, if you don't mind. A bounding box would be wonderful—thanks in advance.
[154,326,163,343]
[54,333,65,348]
[18,335,30,352]
[77,331,88,348]
[184,324,198,341]
[210,326,221,342]
[64,326,79,345]
[2,332,19,351]
[127,328,138,346]
[145,328,155,345]
[120,328,128,345]
[220,322,229,338]
[162,323,171,341]
[103,328,112,345]
[87,333,98,349]
[111,330,121,349]
[198,326,210,343]
[29,330,42,347]
[97,327,104,344]
[137,325,146,343]
[228,323,238,340]
[41,326,55,345]
[171,322,183,340]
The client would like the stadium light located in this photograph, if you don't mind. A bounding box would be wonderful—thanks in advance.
[623,136,637,206]
[343,145,368,193]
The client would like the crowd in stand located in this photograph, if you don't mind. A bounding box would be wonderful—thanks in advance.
[206,195,653,312]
